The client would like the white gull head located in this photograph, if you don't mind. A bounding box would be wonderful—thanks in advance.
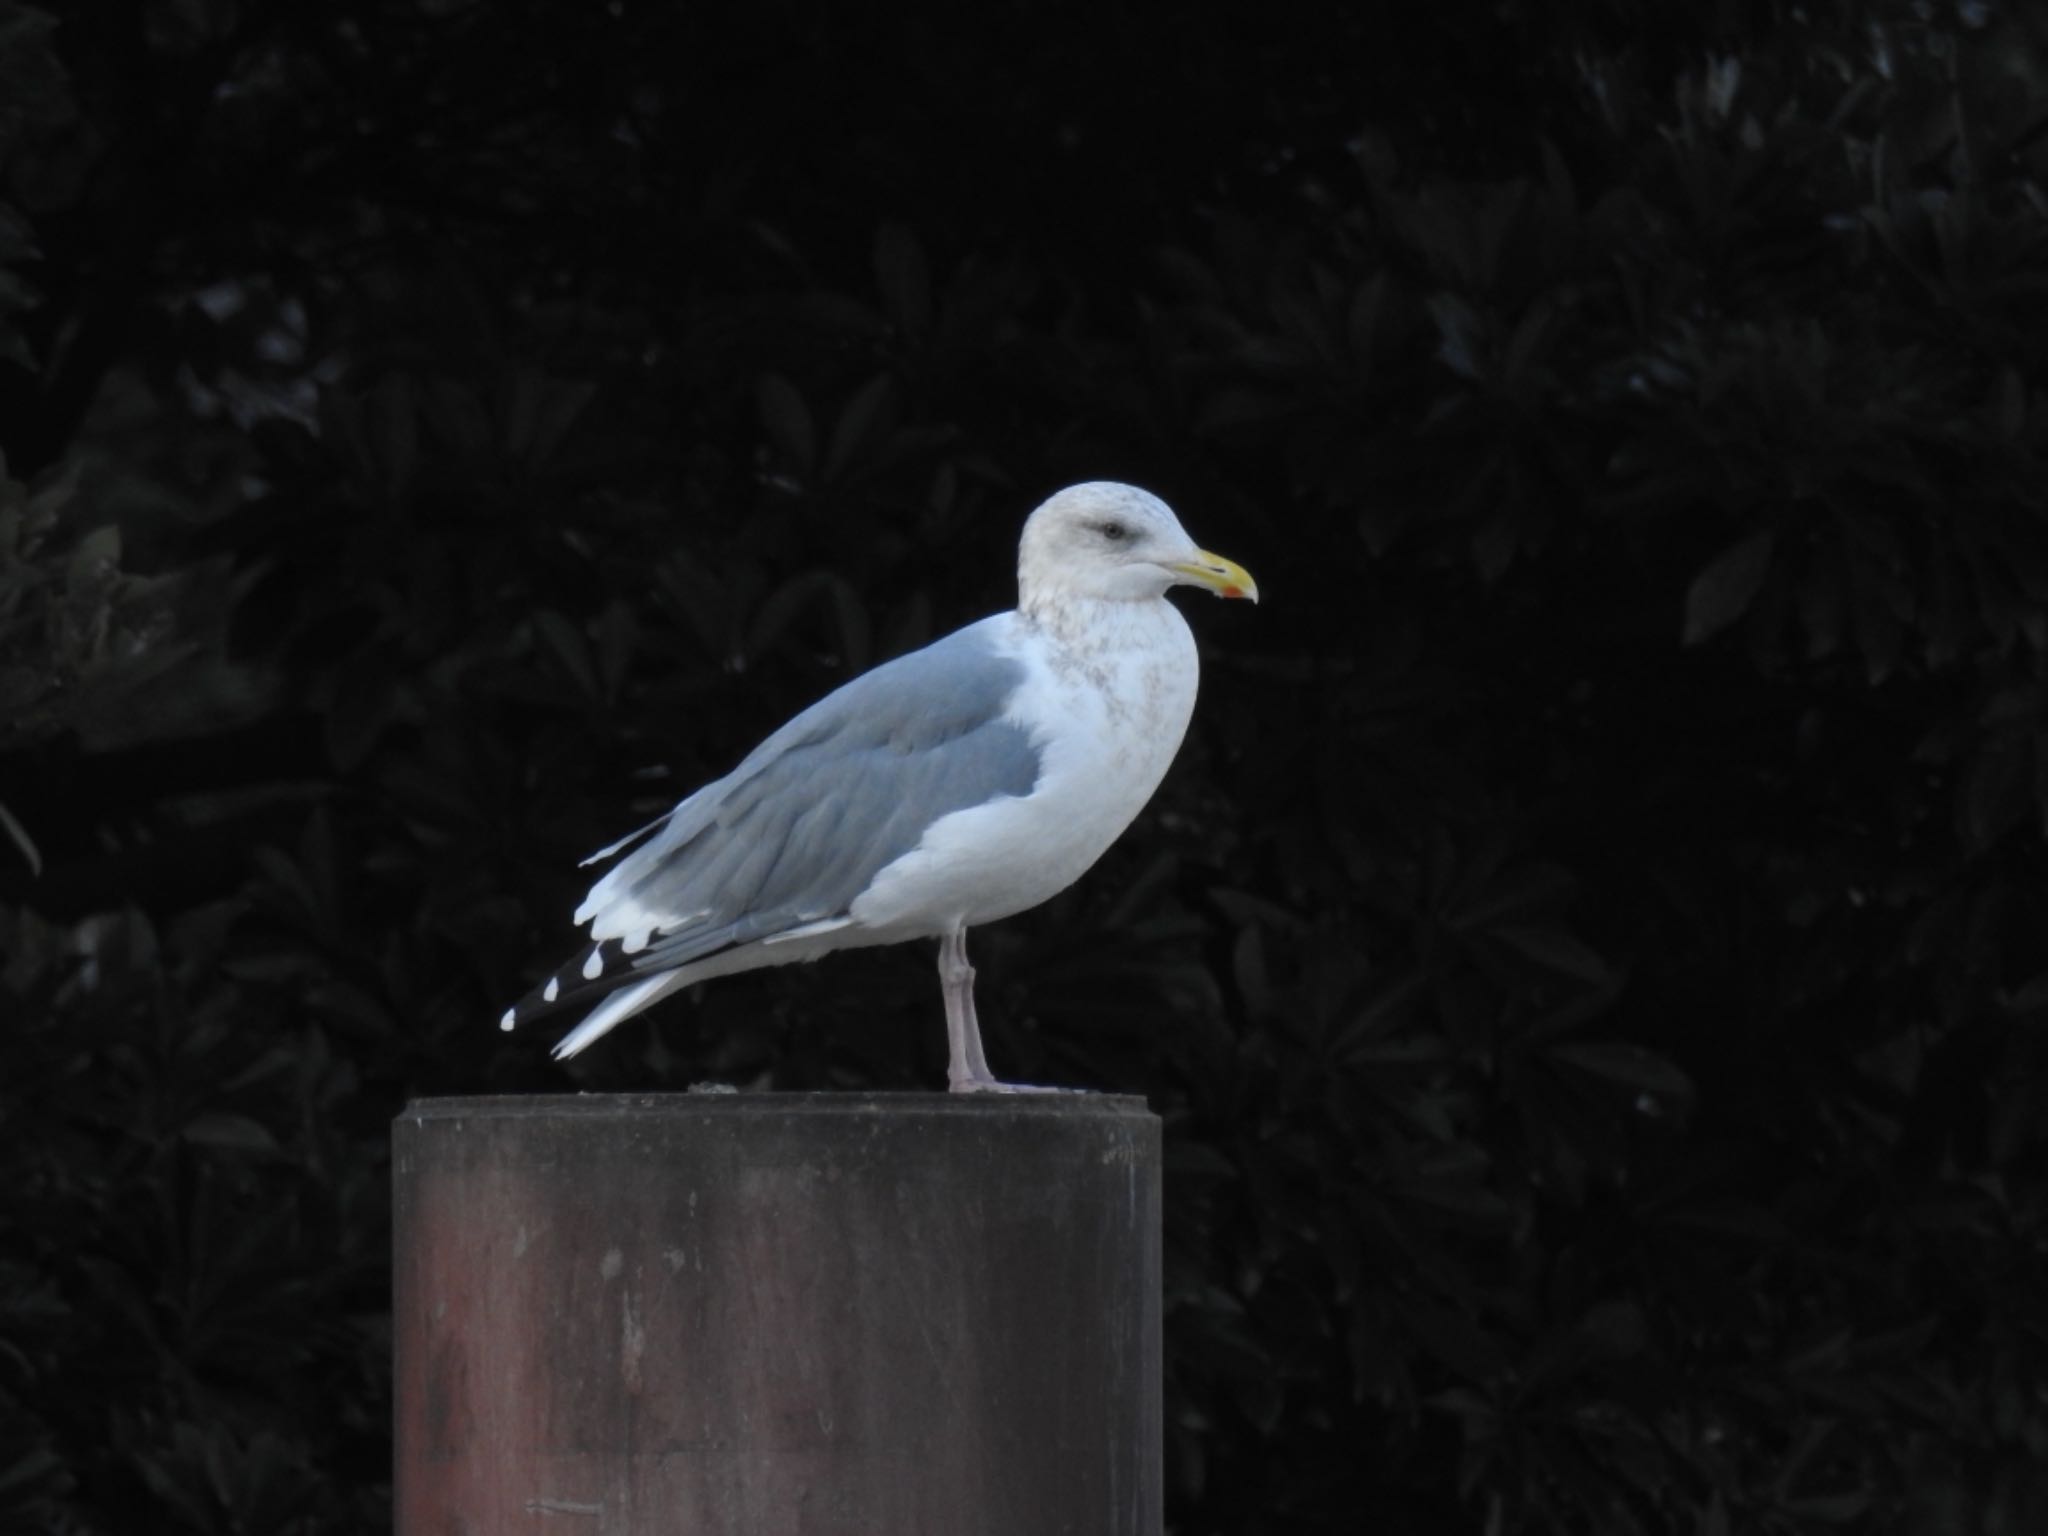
[1017,482,1259,615]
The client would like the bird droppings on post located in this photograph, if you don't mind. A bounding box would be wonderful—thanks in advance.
[496,482,1255,1090]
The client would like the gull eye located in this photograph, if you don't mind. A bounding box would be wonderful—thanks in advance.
[1095,519,1133,543]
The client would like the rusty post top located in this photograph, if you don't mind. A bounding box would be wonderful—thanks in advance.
[396,1091,1156,1127]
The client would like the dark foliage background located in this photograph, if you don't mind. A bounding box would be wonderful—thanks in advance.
[6,0,2048,1530]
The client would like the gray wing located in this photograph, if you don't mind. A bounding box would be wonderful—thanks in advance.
[509,618,1040,1021]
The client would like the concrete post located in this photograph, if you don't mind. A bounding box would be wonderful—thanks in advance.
[393,1093,1161,1535]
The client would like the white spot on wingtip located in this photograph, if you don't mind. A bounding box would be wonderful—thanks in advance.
[543,976,560,1003]
[582,950,604,980]
[499,1009,516,1032]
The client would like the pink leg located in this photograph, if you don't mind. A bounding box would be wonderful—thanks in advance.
[938,929,1069,1094]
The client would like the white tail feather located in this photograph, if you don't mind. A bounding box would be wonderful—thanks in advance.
[550,971,692,1060]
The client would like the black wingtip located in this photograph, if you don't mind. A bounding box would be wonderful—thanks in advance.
[498,937,641,1034]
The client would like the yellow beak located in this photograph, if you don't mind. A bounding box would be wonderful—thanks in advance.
[1166,549,1259,603]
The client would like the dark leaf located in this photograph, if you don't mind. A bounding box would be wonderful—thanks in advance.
[1683,530,1775,645]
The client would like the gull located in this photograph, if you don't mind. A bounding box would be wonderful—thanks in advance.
[500,482,1256,1091]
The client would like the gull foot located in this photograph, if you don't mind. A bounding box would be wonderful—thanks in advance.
[948,1075,1095,1096]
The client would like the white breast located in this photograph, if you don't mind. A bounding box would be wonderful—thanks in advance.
[848,600,1200,933]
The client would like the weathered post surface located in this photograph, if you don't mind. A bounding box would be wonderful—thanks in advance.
[393,1093,1161,1535]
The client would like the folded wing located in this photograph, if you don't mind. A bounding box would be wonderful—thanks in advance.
[501,620,1041,1031]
